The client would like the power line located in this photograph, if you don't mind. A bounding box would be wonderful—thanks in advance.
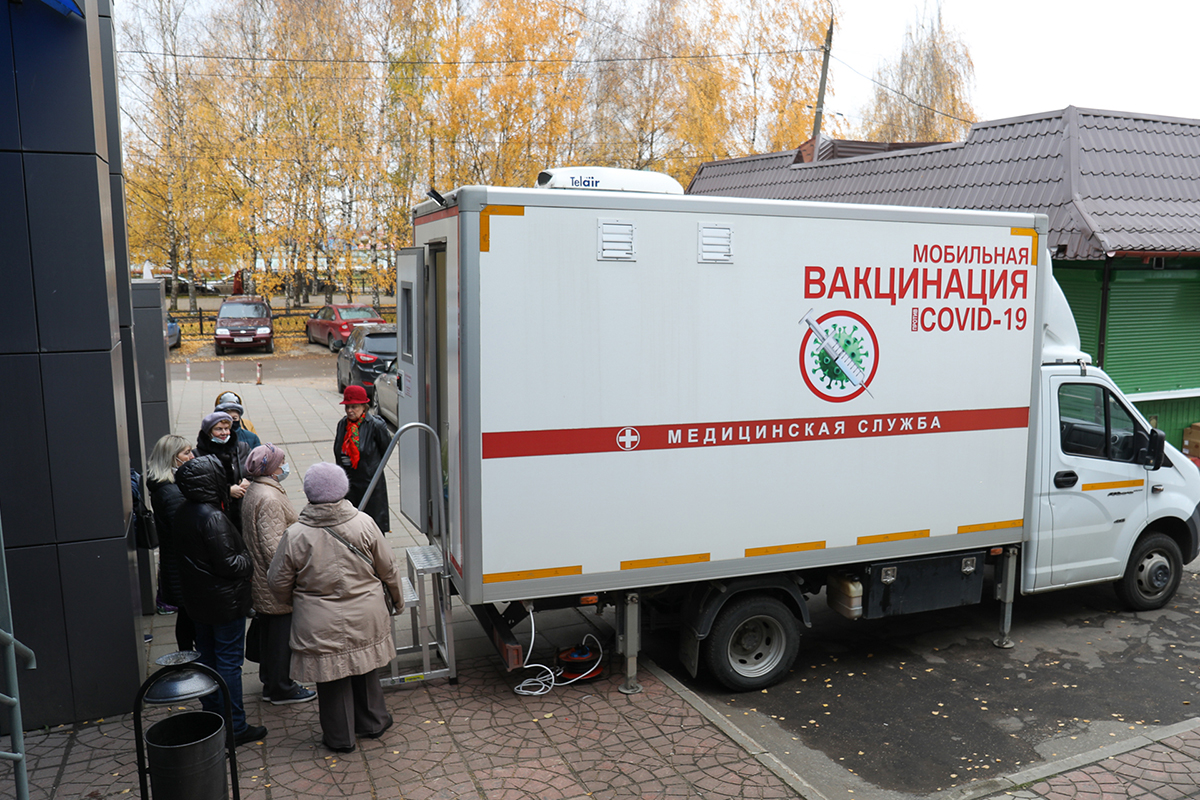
[118,46,822,68]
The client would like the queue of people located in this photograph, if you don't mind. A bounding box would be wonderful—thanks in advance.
[144,388,402,751]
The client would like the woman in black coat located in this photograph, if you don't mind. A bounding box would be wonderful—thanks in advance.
[194,411,252,531]
[334,385,392,532]
[145,433,196,652]
[174,455,267,747]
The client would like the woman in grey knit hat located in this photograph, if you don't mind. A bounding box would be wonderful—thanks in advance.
[267,462,403,752]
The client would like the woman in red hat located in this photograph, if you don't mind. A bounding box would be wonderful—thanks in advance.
[334,385,392,532]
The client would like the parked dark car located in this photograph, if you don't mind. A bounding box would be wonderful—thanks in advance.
[165,277,217,296]
[336,324,397,399]
[214,295,273,355]
[166,314,181,349]
[306,303,386,352]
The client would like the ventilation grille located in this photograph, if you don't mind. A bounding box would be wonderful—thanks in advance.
[597,219,636,261]
[698,224,733,263]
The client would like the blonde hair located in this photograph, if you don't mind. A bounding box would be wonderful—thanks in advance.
[146,434,193,484]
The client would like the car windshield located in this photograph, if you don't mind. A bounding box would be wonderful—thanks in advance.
[220,303,269,319]
[340,307,379,320]
[363,333,398,355]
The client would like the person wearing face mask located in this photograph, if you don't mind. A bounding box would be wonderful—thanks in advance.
[195,411,252,531]
[215,400,262,450]
[214,390,258,435]
[145,433,197,652]
[334,385,391,533]
[242,443,316,705]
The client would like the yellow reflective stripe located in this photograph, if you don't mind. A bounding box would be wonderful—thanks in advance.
[482,565,582,584]
[1081,479,1145,492]
[958,519,1024,534]
[480,205,524,252]
[1011,227,1039,266]
[858,530,929,545]
[745,541,827,558]
[621,553,710,570]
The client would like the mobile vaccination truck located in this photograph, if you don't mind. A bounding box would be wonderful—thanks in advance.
[382,167,1200,691]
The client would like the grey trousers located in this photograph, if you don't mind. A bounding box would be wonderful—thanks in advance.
[316,670,390,750]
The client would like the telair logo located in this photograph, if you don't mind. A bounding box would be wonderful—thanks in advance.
[570,176,601,188]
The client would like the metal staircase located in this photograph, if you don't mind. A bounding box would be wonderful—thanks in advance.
[382,544,456,686]
[0,514,36,800]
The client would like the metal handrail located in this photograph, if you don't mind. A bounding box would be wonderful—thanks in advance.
[0,512,36,800]
[358,421,448,573]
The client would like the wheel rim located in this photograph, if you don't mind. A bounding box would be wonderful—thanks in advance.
[725,614,787,679]
[1136,550,1173,600]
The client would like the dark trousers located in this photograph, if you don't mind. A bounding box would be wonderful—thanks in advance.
[258,613,300,700]
[194,616,249,735]
[315,670,390,750]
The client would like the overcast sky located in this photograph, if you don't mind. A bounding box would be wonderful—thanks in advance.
[826,0,1200,134]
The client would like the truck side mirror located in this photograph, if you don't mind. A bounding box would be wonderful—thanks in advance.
[1138,428,1165,470]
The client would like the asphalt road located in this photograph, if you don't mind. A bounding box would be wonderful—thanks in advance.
[169,343,337,388]
[648,572,1200,798]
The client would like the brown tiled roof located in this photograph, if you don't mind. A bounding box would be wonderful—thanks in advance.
[686,107,1200,260]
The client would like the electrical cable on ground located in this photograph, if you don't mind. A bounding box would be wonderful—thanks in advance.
[513,605,605,697]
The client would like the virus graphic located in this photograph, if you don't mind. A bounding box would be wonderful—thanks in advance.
[799,310,879,403]
[809,322,871,390]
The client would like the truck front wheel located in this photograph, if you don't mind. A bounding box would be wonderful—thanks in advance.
[703,595,800,691]
[1115,532,1182,611]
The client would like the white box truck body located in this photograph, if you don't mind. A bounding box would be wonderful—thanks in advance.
[386,170,1200,690]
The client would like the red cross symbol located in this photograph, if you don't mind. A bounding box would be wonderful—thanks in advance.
[616,427,640,451]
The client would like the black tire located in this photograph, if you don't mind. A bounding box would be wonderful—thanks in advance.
[703,595,800,691]
[328,334,337,353]
[306,327,314,344]
[1115,532,1183,611]
[337,369,345,394]
[214,344,224,356]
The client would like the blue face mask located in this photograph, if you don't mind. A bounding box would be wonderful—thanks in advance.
[211,435,230,445]
[277,463,291,482]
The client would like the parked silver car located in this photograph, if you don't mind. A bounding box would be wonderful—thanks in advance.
[372,358,401,427]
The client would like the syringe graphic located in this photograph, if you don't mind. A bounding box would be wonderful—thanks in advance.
[802,309,873,397]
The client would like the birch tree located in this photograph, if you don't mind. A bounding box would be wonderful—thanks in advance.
[859,1,976,142]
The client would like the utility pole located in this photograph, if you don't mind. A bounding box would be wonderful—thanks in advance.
[810,17,834,160]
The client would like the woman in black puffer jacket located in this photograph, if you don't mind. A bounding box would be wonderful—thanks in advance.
[146,433,196,651]
[174,455,267,747]
[194,411,252,532]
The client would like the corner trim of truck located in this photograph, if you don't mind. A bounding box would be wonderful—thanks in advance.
[1186,502,1200,563]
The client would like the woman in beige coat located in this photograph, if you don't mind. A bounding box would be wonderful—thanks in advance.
[267,462,403,753]
[242,443,315,705]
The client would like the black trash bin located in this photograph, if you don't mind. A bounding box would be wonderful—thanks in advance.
[144,711,229,800]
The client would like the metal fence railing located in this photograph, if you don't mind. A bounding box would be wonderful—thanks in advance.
[171,306,396,343]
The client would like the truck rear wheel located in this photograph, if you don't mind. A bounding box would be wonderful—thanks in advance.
[703,595,799,691]
[1115,532,1182,611]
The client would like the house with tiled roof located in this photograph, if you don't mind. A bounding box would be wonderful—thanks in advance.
[687,106,1200,442]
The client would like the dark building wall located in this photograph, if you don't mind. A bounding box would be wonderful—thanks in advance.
[0,0,144,729]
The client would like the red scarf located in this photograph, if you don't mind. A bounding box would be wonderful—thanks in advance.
[341,419,361,469]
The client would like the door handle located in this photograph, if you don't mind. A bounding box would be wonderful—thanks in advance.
[1054,470,1078,489]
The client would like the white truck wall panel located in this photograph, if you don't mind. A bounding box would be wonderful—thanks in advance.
[433,193,1042,603]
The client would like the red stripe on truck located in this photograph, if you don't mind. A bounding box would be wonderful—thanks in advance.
[482,406,1029,459]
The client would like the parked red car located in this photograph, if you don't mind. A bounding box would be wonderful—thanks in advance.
[214,295,273,354]
[306,303,386,351]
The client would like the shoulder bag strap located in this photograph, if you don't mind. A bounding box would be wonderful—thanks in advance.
[322,526,374,569]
